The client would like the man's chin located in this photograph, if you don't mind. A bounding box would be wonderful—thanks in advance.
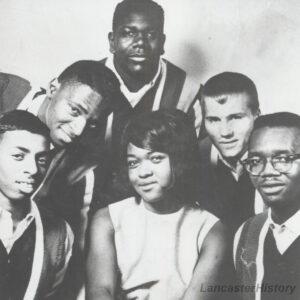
[219,149,240,161]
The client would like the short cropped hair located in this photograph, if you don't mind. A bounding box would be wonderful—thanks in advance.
[58,60,125,113]
[120,109,201,206]
[112,0,164,31]
[0,110,49,139]
[252,112,300,132]
[201,72,259,113]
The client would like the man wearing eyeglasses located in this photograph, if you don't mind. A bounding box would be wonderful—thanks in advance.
[234,112,300,300]
[199,72,263,235]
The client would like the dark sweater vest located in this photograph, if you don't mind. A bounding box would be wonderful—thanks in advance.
[0,207,67,299]
[199,138,255,235]
[261,230,300,300]
[214,160,255,233]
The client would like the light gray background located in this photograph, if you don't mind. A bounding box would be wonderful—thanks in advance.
[0,0,299,114]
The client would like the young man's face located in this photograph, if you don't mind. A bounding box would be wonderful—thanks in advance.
[45,83,103,147]
[109,11,165,83]
[204,93,258,161]
[0,130,50,202]
[249,126,300,211]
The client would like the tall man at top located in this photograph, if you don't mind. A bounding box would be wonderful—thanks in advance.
[101,0,202,133]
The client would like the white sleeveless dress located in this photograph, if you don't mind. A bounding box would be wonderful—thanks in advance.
[108,197,219,300]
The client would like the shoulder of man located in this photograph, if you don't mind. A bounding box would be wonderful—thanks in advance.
[199,137,213,160]
[37,205,72,267]
[0,72,32,113]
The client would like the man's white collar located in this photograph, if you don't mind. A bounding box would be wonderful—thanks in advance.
[105,55,165,108]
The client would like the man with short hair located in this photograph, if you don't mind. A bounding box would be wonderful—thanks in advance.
[234,112,300,300]
[1,61,130,221]
[102,0,202,135]
[199,72,262,234]
[0,110,73,299]
[0,61,131,299]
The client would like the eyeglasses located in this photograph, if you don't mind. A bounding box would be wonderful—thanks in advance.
[241,154,300,176]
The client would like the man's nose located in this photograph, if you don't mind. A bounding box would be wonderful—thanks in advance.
[134,32,147,47]
[24,158,38,176]
[70,117,86,137]
[220,121,234,138]
[261,159,281,177]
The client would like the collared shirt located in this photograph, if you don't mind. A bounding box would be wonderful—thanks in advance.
[17,93,94,248]
[0,201,73,298]
[267,208,300,254]
[211,144,265,214]
[105,55,165,108]
[0,206,34,253]
[210,144,247,181]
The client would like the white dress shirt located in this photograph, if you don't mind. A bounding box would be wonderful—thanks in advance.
[267,208,300,254]
[105,55,164,108]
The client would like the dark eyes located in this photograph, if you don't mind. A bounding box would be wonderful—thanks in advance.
[12,153,24,161]
[37,156,49,166]
[69,104,81,117]
[273,155,292,163]
[150,155,165,163]
[121,29,157,39]
[127,160,139,169]
[247,157,262,166]
[127,155,166,169]
[231,115,243,120]
[205,117,219,123]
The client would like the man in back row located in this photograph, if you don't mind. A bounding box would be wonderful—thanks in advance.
[102,0,202,135]
[199,72,264,235]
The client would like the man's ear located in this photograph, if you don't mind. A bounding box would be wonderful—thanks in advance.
[108,32,115,54]
[47,77,60,99]
[160,33,166,55]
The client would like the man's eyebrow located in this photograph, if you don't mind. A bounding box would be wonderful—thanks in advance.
[36,150,51,156]
[15,146,30,153]
[78,103,89,114]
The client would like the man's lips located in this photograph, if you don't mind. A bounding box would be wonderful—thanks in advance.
[129,55,148,62]
[16,180,35,185]
[219,139,238,145]
[16,180,36,193]
[260,182,285,195]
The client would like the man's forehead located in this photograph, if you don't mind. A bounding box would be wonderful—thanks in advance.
[249,126,300,153]
[0,130,49,151]
[204,93,252,115]
[116,11,162,30]
[61,83,103,109]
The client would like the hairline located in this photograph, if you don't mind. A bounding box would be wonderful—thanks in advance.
[201,91,259,115]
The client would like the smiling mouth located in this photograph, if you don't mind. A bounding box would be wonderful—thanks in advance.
[138,182,156,191]
[260,183,285,195]
[220,140,238,145]
[16,181,36,190]
[129,56,148,62]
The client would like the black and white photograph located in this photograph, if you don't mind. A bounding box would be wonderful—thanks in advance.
[0,0,299,299]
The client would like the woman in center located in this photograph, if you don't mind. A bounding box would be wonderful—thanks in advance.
[86,109,230,300]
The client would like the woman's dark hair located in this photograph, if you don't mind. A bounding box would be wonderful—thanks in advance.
[119,109,201,206]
